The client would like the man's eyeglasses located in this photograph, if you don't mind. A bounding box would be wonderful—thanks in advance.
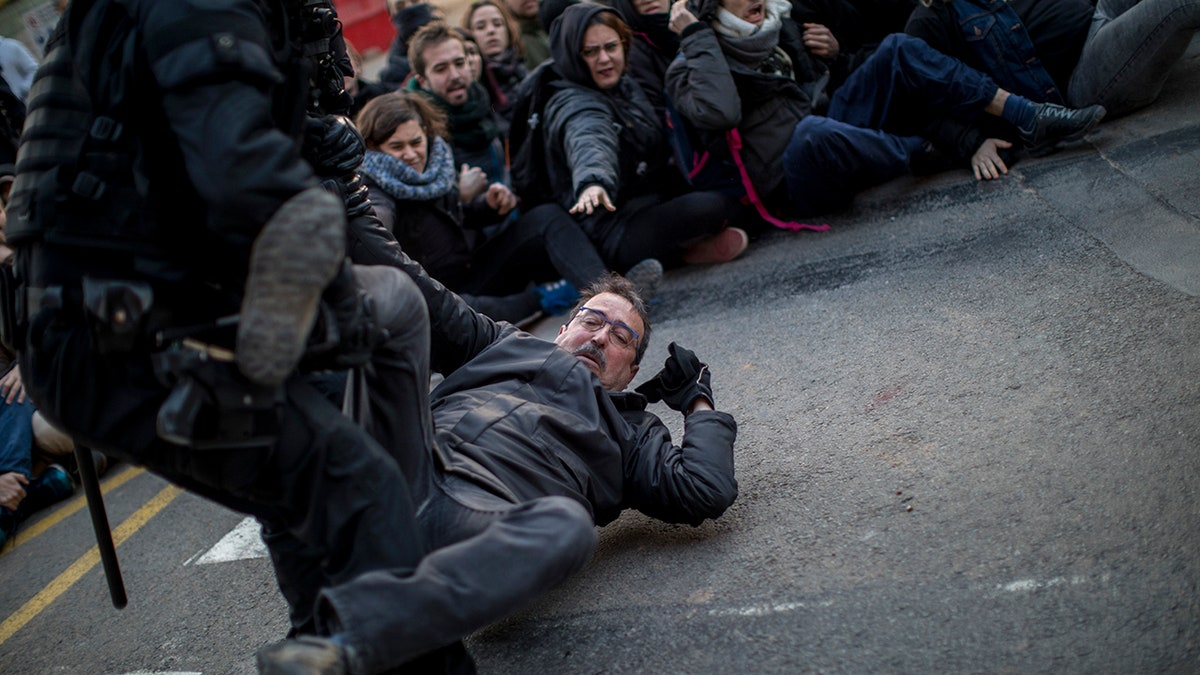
[573,307,639,349]
[579,39,624,61]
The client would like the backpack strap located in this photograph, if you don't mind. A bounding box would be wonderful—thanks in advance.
[725,128,829,233]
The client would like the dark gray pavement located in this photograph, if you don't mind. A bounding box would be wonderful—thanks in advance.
[1,39,1197,675]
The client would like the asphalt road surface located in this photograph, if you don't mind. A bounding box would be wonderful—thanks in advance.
[2,38,1197,675]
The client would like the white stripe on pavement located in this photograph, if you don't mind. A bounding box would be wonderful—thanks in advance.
[189,517,268,565]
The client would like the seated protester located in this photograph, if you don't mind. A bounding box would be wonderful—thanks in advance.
[0,360,86,547]
[407,22,511,187]
[790,0,917,92]
[455,27,487,86]
[504,0,552,68]
[610,0,682,122]
[0,230,88,547]
[906,0,1200,180]
[542,4,752,270]
[379,1,441,89]
[356,92,653,321]
[664,0,1107,218]
[344,39,393,118]
[464,0,530,122]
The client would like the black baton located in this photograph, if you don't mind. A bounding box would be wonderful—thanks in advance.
[74,445,127,609]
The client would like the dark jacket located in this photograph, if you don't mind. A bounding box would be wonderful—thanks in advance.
[346,214,739,527]
[361,174,483,291]
[790,0,917,91]
[542,4,672,211]
[664,19,817,200]
[610,0,681,121]
[904,0,1093,162]
[11,0,316,293]
[906,0,1092,101]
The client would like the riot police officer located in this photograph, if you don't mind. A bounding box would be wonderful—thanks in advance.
[6,0,470,672]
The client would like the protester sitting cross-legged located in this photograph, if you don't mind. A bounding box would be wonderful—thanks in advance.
[356,91,660,319]
[664,0,1108,218]
[540,3,753,270]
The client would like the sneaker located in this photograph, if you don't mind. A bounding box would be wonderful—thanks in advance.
[237,188,347,387]
[19,464,74,516]
[682,227,749,265]
[535,279,579,316]
[623,258,663,301]
[257,636,347,675]
[1017,102,1105,153]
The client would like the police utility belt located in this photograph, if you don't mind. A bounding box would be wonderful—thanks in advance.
[23,278,281,451]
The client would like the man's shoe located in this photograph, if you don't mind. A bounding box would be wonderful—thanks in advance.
[257,636,347,675]
[623,258,663,302]
[1017,102,1106,153]
[237,188,347,386]
[682,227,749,265]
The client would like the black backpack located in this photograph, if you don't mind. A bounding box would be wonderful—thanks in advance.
[507,60,563,208]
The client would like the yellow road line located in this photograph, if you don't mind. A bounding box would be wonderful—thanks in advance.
[2,465,146,555]
[0,483,182,645]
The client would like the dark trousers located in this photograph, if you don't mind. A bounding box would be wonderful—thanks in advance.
[321,266,596,674]
[466,202,610,294]
[457,203,612,323]
[18,265,428,610]
[584,190,748,271]
[782,33,1000,217]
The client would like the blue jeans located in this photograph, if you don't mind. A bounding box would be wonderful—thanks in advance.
[783,34,999,217]
[1068,0,1200,116]
[0,395,35,477]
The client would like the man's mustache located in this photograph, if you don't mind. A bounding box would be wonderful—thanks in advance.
[572,342,607,371]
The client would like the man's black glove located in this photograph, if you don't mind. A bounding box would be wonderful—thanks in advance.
[303,114,366,177]
[635,342,714,413]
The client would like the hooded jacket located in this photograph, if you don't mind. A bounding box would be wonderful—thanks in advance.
[541,4,670,212]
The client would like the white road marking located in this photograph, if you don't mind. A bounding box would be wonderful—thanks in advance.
[189,517,268,565]
[708,599,835,617]
[997,574,1105,593]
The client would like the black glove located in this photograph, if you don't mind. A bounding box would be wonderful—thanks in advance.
[320,172,374,219]
[634,342,714,413]
[303,114,365,177]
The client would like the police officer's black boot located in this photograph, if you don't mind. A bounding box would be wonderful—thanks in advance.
[237,187,347,386]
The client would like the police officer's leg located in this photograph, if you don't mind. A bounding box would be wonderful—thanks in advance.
[343,264,437,506]
[20,306,429,622]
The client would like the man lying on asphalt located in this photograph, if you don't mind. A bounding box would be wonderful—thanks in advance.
[260,236,739,673]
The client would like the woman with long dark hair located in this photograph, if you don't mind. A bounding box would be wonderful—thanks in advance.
[541,3,752,269]
[464,0,529,121]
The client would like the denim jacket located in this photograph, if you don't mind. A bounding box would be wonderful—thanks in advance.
[950,0,1064,104]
